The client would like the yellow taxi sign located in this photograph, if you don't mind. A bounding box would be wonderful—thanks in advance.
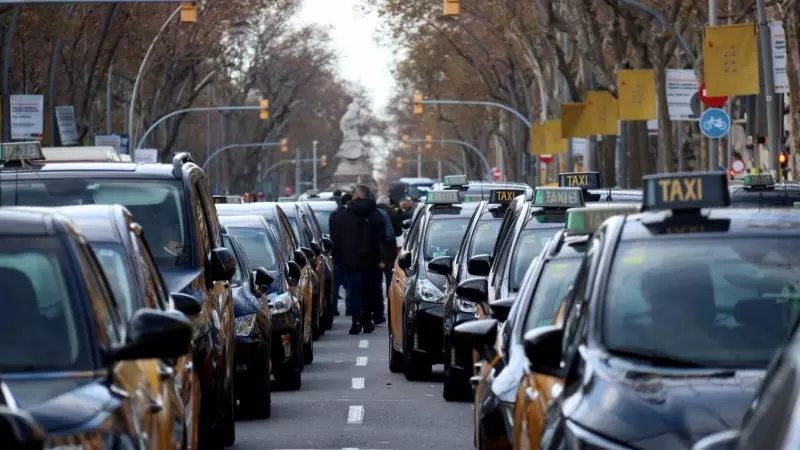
[0,141,44,162]
[642,172,730,211]
[426,190,461,204]
[558,171,601,190]
[533,187,584,208]
[489,189,524,204]
[743,173,775,188]
[213,195,227,204]
[443,174,467,187]
[565,204,639,235]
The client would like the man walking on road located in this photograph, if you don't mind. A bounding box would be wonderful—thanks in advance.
[330,185,388,335]
[329,192,352,316]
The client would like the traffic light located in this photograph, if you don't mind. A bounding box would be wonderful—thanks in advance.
[402,135,409,148]
[443,0,460,16]
[425,135,432,149]
[180,2,197,23]
[413,94,423,114]
[780,151,788,168]
[280,138,288,153]
[320,154,327,168]
[260,99,269,120]
[395,156,403,169]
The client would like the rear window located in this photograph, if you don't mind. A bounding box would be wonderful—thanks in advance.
[730,189,800,208]
[312,210,333,235]
[469,220,501,258]
[228,227,279,271]
[524,257,582,331]
[424,218,470,259]
[509,228,559,291]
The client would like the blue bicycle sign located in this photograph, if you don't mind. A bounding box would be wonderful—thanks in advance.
[700,108,730,139]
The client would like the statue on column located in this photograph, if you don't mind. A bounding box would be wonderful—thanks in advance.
[332,100,374,189]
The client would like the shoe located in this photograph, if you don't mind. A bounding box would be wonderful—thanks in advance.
[349,323,362,335]
[363,322,375,334]
[374,316,386,325]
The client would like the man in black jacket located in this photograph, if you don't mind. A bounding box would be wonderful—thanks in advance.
[330,185,388,335]
[329,192,352,316]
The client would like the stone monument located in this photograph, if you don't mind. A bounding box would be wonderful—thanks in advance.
[332,101,374,189]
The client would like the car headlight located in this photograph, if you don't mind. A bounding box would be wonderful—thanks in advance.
[268,293,292,314]
[235,314,257,336]
[416,278,444,303]
[457,298,477,313]
[565,420,632,450]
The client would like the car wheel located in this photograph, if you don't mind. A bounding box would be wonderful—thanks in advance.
[218,380,235,446]
[243,369,271,419]
[402,313,431,381]
[388,311,404,373]
[443,339,470,401]
[312,303,321,341]
[303,326,314,364]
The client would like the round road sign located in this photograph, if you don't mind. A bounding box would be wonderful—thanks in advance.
[538,154,553,164]
[700,83,728,108]
[699,108,730,139]
[731,157,745,174]
[492,167,502,181]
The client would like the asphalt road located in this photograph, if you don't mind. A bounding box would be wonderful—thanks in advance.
[233,300,473,450]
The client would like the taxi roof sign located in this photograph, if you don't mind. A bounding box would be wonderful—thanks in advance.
[0,142,44,162]
[565,205,639,235]
[642,172,730,211]
[489,189,525,204]
[213,195,227,204]
[743,173,775,188]
[443,175,467,186]
[305,189,320,196]
[533,187,585,208]
[558,172,601,190]
[463,194,484,202]
[426,190,461,204]
[277,196,295,202]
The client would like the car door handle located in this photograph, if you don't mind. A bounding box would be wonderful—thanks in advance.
[526,386,538,401]
[185,361,193,373]
[395,277,402,282]
[149,398,164,414]
[158,364,175,381]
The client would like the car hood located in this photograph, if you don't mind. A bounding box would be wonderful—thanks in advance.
[6,376,112,433]
[232,284,259,316]
[567,352,764,449]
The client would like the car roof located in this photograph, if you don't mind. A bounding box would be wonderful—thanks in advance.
[215,202,278,219]
[619,208,800,240]
[0,207,74,236]
[304,201,338,211]
[425,202,480,218]
[45,205,127,243]
[0,161,177,179]
[218,214,269,229]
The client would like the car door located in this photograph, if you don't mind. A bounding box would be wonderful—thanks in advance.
[390,210,423,347]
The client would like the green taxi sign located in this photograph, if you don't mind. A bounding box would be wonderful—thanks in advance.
[794,202,800,209]
[743,173,775,188]
[463,194,484,202]
[443,174,467,186]
[565,204,639,235]
[642,172,730,211]
[426,189,461,204]
[277,196,295,202]
[305,189,320,196]
[0,141,44,162]
[558,171,601,190]
[533,187,584,208]
[489,189,524,204]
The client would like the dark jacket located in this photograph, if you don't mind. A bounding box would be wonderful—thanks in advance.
[379,203,404,237]
[329,204,346,261]
[331,198,388,270]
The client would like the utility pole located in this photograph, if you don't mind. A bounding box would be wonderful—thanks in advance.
[725,0,733,173]
[437,160,442,181]
[312,140,318,190]
[756,0,781,177]
[106,61,113,134]
[294,147,301,197]
[417,144,422,178]
[708,0,719,171]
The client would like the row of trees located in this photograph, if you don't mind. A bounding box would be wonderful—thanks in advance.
[369,0,800,187]
[0,0,379,195]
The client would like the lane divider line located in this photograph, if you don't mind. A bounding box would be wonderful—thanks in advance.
[347,405,365,424]
[351,377,365,389]
[358,339,369,348]
[356,356,368,366]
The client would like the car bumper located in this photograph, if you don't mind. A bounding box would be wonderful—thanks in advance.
[270,324,299,372]
[450,312,477,372]
[410,301,445,363]
[234,338,269,392]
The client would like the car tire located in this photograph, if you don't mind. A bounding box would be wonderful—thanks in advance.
[303,331,314,364]
[312,304,321,341]
[244,370,272,419]
[388,311,404,373]
[402,313,431,381]
[443,340,470,401]
[275,367,302,391]
[218,381,235,447]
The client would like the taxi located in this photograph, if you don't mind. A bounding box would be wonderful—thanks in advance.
[433,174,534,203]
[388,190,479,380]
[534,172,800,450]
[435,188,525,401]
[729,173,800,207]
[558,171,643,204]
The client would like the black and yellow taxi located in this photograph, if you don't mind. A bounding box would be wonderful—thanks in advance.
[388,189,479,380]
[559,171,643,204]
[0,144,238,447]
[294,201,335,331]
[533,172,800,450]
[728,173,800,207]
[434,174,534,203]
[216,202,316,367]
[219,215,306,391]
[0,207,194,449]
[436,188,525,401]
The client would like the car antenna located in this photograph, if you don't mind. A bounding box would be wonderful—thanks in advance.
[607,188,612,202]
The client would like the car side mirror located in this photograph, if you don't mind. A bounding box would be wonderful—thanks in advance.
[285,261,302,286]
[692,430,740,450]
[427,256,453,276]
[402,219,411,230]
[523,326,565,378]
[0,406,45,450]
[397,251,412,270]
[490,297,515,322]
[110,309,193,362]
[454,318,498,362]
[253,267,274,289]
[300,246,315,260]
[456,278,488,304]
[310,241,323,256]
[467,254,492,277]
[322,237,333,253]
[209,247,236,281]
[293,250,308,268]
[170,292,203,316]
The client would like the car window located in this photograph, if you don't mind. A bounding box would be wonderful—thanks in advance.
[603,238,800,368]
[468,220,502,258]
[313,209,333,235]
[424,218,470,259]
[523,257,583,332]
[131,232,169,310]
[228,226,279,271]
[508,228,559,291]
[730,190,800,208]
[92,243,137,317]
[76,243,124,344]
[222,236,246,285]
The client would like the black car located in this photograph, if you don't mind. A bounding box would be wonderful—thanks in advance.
[0,401,45,450]
[0,207,194,449]
[0,150,238,447]
[220,226,274,417]
[729,173,800,207]
[388,190,479,380]
[433,188,525,400]
[534,172,800,450]
[433,175,534,203]
[219,215,305,390]
[293,201,335,331]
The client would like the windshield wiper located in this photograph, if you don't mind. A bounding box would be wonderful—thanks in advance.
[607,346,711,369]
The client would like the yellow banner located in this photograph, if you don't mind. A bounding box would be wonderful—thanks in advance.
[544,120,568,154]
[561,103,591,138]
[585,91,618,135]
[703,23,760,96]
[617,70,657,120]
[530,123,547,156]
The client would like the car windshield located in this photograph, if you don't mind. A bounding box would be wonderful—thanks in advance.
[469,220,501,258]
[410,183,434,198]
[222,235,246,285]
[524,257,582,332]
[603,238,800,369]
[228,226,279,271]
[509,228,559,291]
[312,210,333,235]
[0,179,190,267]
[0,237,90,371]
[92,243,136,319]
[424,218,470,259]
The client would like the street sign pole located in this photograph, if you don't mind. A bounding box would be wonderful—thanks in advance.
[756,0,781,178]
[708,0,719,171]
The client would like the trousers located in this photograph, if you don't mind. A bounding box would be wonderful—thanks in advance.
[333,263,346,312]
[344,267,383,325]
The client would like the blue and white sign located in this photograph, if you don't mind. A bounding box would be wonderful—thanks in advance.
[700,108,730,139]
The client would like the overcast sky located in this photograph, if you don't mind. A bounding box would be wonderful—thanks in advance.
[295,0,396,117]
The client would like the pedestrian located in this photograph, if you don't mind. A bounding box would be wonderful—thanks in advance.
[376,196,401,316]
[329,192,352,316]
[332,189,342,202]
[329,184,388,335]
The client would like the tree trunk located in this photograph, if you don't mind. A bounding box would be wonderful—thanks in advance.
[783,8,800,168]
[598,137,617,186]
[653,63,676,172]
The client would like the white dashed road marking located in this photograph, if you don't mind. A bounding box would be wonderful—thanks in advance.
[356,356,368,366]
[347,405,365,424]
[351,377,365,389]
[358,339,369,348]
